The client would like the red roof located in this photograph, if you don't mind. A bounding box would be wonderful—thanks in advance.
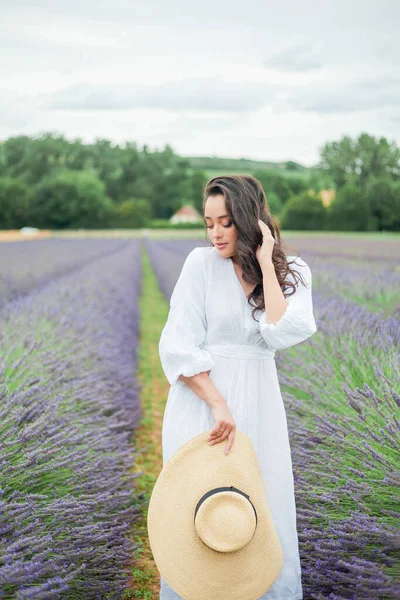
[174,205,202,217]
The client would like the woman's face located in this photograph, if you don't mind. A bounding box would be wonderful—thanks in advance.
[204,194,238,259]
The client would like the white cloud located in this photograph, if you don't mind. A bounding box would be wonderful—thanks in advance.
[0,0,399,163]
[42,78,280,112]
[0,89,37,133]
[284,72,400,114]
[264,37,326,72]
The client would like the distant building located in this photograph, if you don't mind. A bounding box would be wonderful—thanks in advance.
[319,189,336,207]
[170,204,203,224]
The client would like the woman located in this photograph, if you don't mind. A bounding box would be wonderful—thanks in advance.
[158,174,317,600]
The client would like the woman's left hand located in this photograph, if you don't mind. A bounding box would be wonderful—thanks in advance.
[255,219,275,267]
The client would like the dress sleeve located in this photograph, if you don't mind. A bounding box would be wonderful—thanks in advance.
[159,247,215,386]
[258,256,317,351]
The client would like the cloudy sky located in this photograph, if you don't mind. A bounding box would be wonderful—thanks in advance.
[1,0,399,165]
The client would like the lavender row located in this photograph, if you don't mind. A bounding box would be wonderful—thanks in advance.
[281,234,399,263]
[285,233,400,316]
[0,238,130,307]
[0,240,143,599]
[146,238,400,599]
[276,289,399,599]
[300,252,400,318]
[143,238,208,299]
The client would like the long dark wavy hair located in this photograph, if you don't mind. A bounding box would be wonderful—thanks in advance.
[202,174,308,322]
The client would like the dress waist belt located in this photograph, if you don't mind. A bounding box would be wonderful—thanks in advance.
[201,343,275,361]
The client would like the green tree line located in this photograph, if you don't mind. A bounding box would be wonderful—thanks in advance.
[0,132,399,231]
[0,134,205,229]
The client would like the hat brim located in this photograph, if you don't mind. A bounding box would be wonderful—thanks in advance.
[148,430,283,600]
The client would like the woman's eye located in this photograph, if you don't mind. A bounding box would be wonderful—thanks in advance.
[205,221,232,229]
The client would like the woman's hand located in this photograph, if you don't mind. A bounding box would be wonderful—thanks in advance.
[255,219,275,267]
[207,401,236,455]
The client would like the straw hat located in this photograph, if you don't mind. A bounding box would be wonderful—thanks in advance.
[147,429,283,600]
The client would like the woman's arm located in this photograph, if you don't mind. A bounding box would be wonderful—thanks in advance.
[257,256,317,351]
[178,371,225,408]
[261,261,289,325]
[159,248,215,386]
[180,371,237,454]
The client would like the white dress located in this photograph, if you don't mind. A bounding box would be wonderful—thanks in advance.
[158,246,318,600]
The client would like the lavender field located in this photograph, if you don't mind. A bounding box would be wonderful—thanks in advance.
[1,234,399,600]
[1,240,143,599]
[0,238,131,308]
[145,236,400,600]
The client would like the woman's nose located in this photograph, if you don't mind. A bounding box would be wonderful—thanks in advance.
[213,225,224,238]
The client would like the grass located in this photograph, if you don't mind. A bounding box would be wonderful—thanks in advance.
[124,243,170,600]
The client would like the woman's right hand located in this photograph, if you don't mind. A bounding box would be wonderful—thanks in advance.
[207,401,236,455]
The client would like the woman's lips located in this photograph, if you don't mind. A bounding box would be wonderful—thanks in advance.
[215,243,228,248]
